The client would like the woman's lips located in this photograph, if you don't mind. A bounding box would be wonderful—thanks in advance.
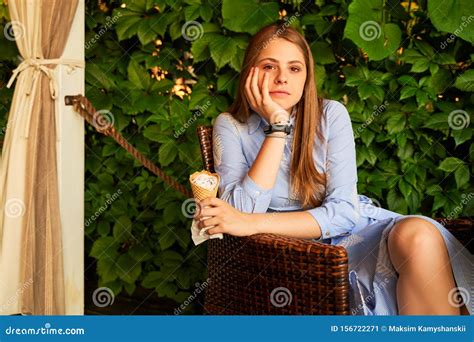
[269,91,290,97]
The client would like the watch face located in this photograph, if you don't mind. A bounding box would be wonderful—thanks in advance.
[264,123,291,135]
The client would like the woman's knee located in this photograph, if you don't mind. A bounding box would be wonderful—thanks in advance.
[388,217,445,265]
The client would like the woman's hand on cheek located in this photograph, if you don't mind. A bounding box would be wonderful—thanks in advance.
[194,197,257,237]
[244,66,289,124]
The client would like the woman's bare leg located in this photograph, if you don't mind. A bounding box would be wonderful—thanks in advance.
[387,217,461,315]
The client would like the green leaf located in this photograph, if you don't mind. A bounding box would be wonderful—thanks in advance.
[142,271,162,289]
[359,129,376,146]
[310,41,336,65]
[162,250,184,264]
[115,15,142,41]
[426,184,442,196]
[116,254,142,284]
[129,245,154,262]
[113,216,132,242]
[184,5,201,21]
[222,0,279,35]
[451,129,472,146]
[397,141,413,160]
[137,19,157,45]
[454,164,469,188]
[127,59,148,90]
[400,86,417,100]
[124,282,136,296]
[159,230,177,250]
[387,188,408,214]
[169,20,183,41]
[344,0,402,60]
[200,5,214,22]
[143,125,167,142]
[454,70,474,92]
[97,255,118,283]
[428,69,452,94]
[124,0,150,12]
[428,0,474,43]
[155,281,178,298]
[424,112,450,131]
[90,237,118,259]
[385,113,406,134]
[191,34,211,63]
[159,140,178,166]
[438,157,463,172]
[86,64,115,90]
[410,59,430,73]
[209,35,237,69]
[97,221,111,237]
[432,194,447,211]
[398,179,412,199]
[398,75,417,87]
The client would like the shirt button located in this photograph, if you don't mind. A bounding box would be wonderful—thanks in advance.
[325,232,330,236]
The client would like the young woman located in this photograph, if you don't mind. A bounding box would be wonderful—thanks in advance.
[194,23,472,315]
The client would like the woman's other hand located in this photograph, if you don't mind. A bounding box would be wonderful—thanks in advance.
[194,197,257,237]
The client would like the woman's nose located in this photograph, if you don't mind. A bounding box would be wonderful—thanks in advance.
[274,72,288,84]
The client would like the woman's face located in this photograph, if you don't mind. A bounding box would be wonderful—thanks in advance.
[254,38,307,112]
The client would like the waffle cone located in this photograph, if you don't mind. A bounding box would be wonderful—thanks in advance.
[189,170,220,201]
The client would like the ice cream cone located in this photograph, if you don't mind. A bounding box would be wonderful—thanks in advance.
[189,170,220,201]
[188,170,223,244]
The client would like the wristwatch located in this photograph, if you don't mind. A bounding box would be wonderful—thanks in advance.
[263,122,292,135]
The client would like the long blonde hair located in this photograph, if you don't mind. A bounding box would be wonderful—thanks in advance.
[228,23,326,209]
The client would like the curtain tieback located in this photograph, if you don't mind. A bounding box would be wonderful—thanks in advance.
[6,58,85,139]
[7,58,85,100]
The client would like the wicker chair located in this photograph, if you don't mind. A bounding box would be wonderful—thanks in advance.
[196,125,473,315]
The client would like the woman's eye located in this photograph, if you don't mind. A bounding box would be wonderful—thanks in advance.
[263,65,275,70]
[291,67,301,72]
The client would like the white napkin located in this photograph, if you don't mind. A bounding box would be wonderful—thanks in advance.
[191,217,223,245]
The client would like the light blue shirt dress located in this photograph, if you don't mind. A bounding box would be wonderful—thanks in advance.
[212,99,473,315]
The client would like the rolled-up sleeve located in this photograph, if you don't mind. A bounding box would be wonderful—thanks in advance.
[307,102,360,240]
[212,114,273,213]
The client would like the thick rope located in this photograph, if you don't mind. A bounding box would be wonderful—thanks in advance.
[65,95,193,198]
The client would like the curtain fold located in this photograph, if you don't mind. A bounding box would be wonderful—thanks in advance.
[0,0,79,315]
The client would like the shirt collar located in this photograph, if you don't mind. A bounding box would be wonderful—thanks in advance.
[248,107,296,135]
